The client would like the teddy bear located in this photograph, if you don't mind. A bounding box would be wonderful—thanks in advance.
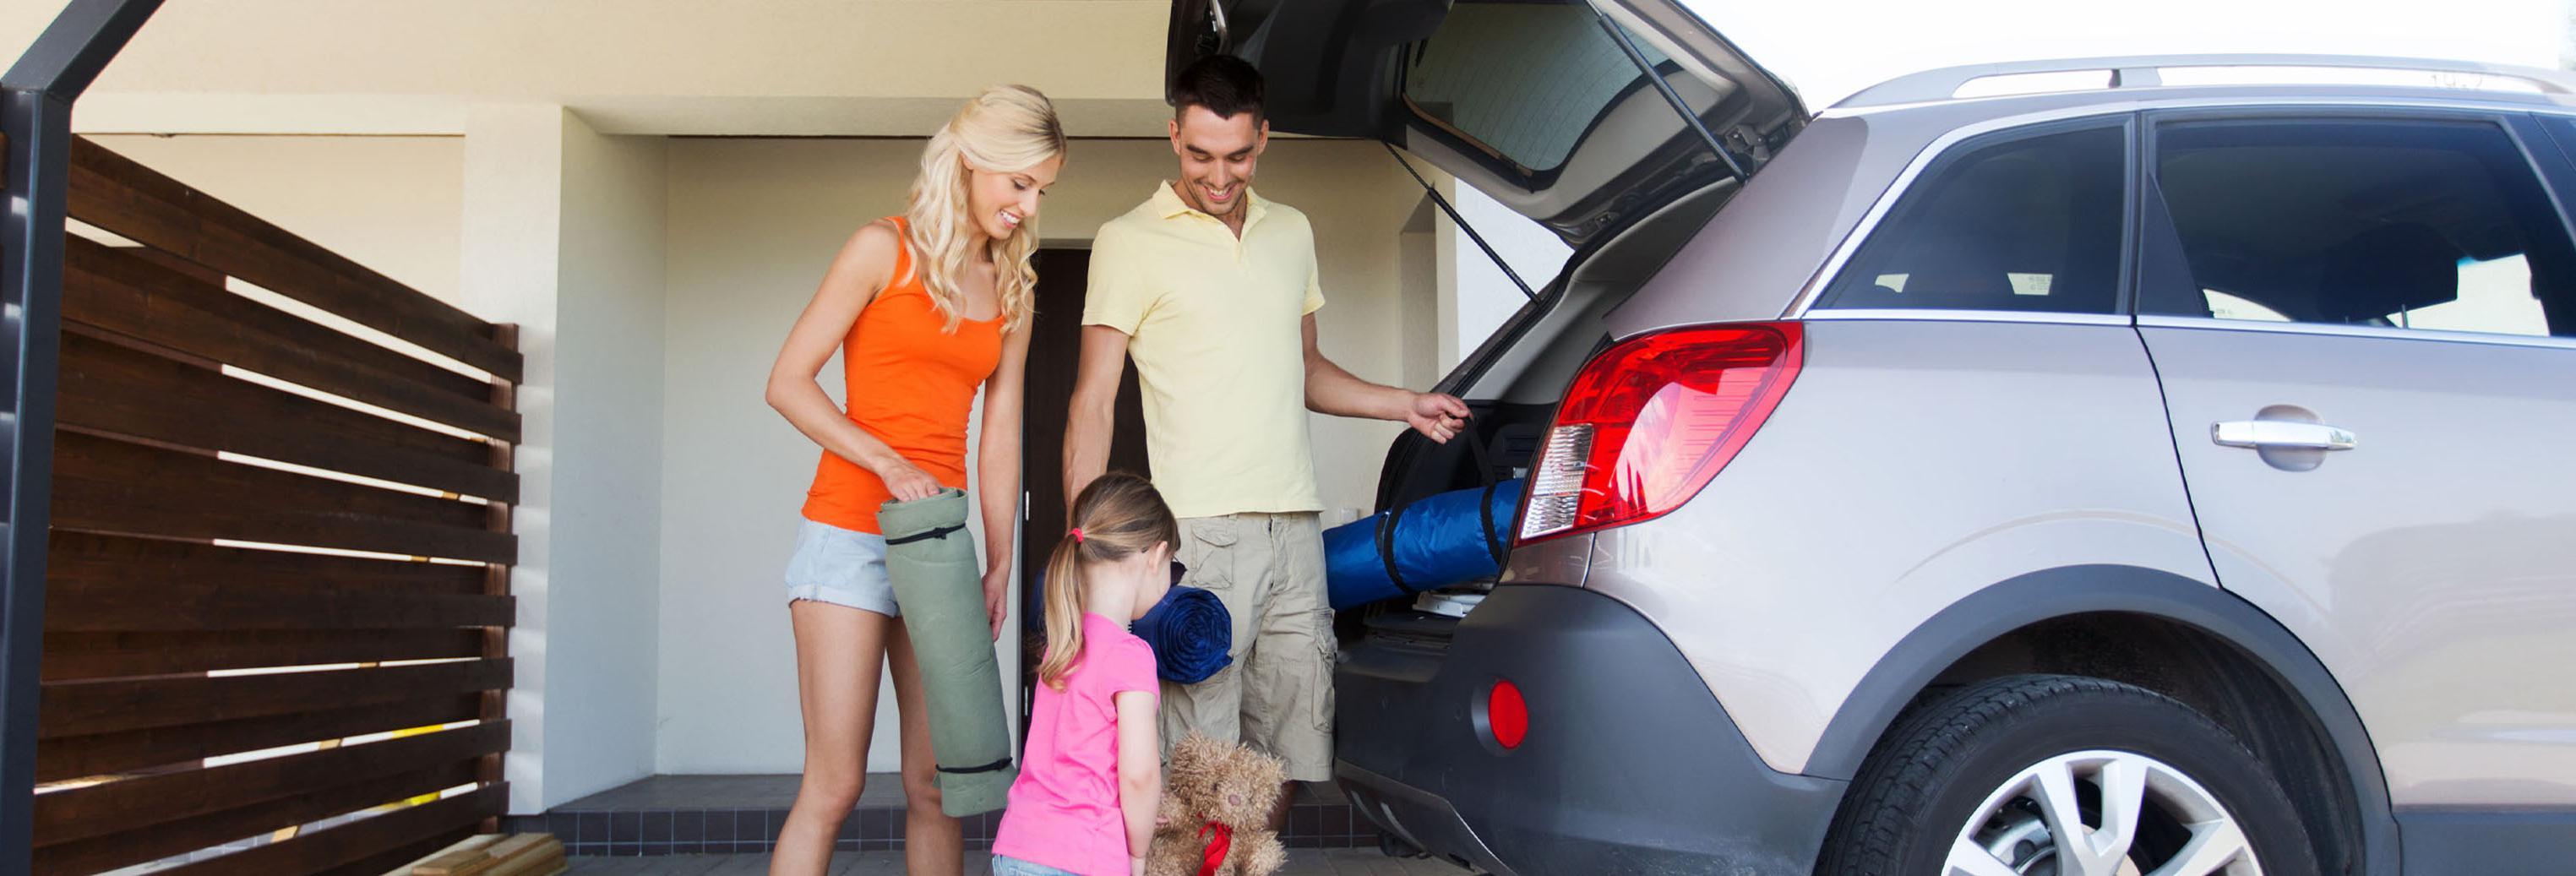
[1144,733,1290,876]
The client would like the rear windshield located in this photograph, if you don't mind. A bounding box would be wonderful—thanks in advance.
[1401,0,1672,175]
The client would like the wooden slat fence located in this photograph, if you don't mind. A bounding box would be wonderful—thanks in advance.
[24,136,520,875]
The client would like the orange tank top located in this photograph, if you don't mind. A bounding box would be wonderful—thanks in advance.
[803,217,1005,534]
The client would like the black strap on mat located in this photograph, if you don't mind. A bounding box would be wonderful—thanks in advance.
[937,757,1013,775]
[885,524,965,547]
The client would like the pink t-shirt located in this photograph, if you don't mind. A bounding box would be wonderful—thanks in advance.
[994,612,1161,876]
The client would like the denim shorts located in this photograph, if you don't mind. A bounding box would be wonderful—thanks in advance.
[989,856,1084,876]
[782,518,900,618]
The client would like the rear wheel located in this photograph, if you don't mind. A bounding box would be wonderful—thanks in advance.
[1817,674,2317,876]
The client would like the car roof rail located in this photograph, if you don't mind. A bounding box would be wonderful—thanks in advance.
[1835,53,2576,108]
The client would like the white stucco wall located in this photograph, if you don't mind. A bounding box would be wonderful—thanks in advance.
[457,106,671,812]
[547,114,672,808]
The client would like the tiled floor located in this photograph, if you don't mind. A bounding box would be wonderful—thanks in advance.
[553,774,1360,811]
[560,849,1474,875]
[525,775,1381,855]
[556,775,899,810]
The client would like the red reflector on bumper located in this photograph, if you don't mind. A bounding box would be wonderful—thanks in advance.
[1489,680,1528,750]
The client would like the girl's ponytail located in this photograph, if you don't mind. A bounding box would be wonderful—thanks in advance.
[1037,532,1087,690]
[1035,472,1179,690]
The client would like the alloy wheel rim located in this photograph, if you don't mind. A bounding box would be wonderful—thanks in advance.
[1944,749,2262,876]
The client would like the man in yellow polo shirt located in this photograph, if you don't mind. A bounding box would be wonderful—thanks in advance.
[1064,55,1469,802]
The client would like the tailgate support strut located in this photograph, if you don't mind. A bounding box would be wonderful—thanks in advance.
[1384,143,1539,302]
[1593,9,1749,182]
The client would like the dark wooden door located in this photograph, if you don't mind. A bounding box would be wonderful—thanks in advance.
[1017,249,1149,717]
[1021,248,1151,569]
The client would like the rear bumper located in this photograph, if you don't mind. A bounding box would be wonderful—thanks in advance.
[1335,585,1845,875]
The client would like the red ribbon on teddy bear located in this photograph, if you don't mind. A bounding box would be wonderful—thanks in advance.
[1195,819,1233,876]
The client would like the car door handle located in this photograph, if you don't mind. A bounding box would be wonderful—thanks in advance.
[2211,420,2357,451]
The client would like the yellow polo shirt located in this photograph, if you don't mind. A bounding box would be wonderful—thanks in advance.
[1084,182,1327,520]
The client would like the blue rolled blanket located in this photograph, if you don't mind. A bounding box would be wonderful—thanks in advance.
[1324,479,1524,610]
[1130,585,1233,684]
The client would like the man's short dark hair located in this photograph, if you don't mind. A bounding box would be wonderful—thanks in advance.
[1170,54,1265,122]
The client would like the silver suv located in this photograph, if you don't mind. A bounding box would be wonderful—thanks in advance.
[1179,1,2576,873]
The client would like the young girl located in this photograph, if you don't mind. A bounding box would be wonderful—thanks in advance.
[763,84,1063,876]
[992,472,1178,876]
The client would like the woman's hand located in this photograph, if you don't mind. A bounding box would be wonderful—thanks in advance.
[982,566,1010,640]
[874,458,942,503]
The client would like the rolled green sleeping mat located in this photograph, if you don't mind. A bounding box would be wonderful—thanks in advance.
[878,487,1017,817]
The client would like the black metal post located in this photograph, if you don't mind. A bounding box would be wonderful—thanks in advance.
[2,3,162,873]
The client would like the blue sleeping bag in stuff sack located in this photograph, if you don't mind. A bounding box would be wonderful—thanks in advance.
[1021,574,1234,683]
[1324,479,1524,611]
[1130,585,1233,683]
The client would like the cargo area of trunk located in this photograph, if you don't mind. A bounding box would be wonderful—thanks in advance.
[1342,179,1742,638]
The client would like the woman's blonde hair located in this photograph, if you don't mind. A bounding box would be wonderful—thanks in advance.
[1038,472,1179,690]
[904,84,1065,334]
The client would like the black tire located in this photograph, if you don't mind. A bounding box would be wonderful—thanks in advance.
[1816,673,2319,876]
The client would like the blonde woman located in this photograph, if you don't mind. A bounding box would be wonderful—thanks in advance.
[764,84,1064,876]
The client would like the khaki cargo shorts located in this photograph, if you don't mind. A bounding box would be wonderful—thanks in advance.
[1161,511,1334,781]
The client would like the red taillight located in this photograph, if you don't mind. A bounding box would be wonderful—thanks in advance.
[1487,679,1528,750]
[1517,323,1803,543]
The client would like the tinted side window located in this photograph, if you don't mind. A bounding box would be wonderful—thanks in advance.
[1819,125,2127,314]
[2142,118,2576,338]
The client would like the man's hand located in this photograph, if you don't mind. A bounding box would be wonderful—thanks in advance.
[982,567,1010,640]
[1405,392,1472,443]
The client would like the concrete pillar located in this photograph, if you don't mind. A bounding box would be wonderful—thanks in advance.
[460,105,669,813]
